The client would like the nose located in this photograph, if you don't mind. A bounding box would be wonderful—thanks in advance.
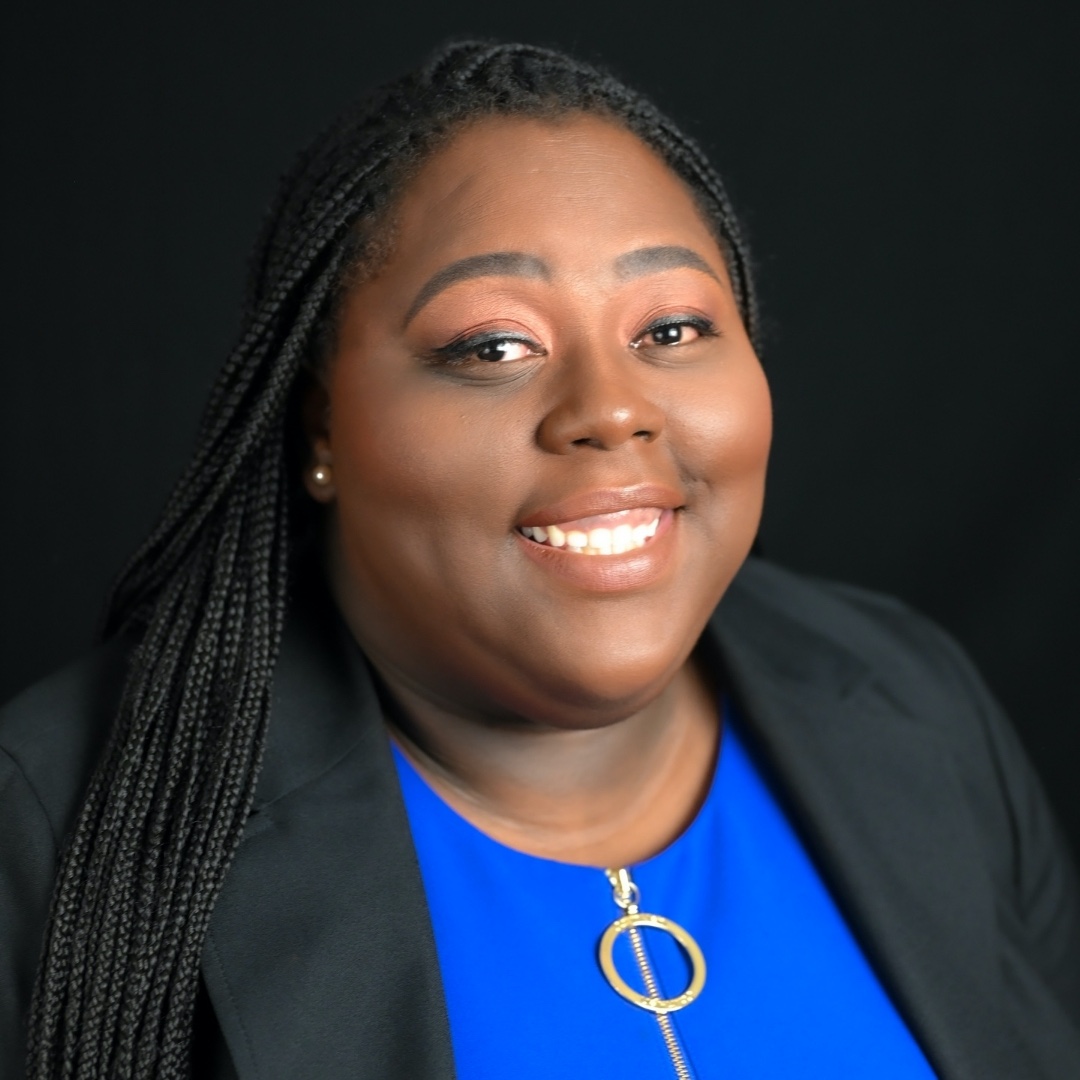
[536,347,665,454]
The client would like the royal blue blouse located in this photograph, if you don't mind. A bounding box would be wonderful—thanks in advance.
[392,705,937,1079]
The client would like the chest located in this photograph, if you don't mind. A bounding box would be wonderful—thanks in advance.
[397,722,937,1079]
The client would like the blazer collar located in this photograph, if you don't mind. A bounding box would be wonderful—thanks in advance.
[202,560,1016,1080]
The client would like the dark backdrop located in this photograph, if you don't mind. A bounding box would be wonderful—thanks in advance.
[2,0,1077,850]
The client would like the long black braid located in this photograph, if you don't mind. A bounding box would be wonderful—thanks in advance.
[26,40,760,1079]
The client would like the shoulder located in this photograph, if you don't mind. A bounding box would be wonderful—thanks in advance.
[720,556,1004,724]
[717,557,1039,845]
[716,557,1072,913]
[720,558,1080,1030]
[0,637,131,845]
[0,641,132,1072]
[722,556,954,660]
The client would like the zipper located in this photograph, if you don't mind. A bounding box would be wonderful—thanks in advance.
[601,867,702,1080]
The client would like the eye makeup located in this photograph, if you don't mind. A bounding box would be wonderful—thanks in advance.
[427,330,545,367]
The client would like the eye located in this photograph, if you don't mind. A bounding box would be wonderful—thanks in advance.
[433,332,544,366]
[472,338,536,363]
[646,323,695,347]
[631,315,717,350]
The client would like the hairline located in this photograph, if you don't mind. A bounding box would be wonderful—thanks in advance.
[310,107,738,372]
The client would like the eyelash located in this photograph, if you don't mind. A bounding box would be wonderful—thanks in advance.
[632,314,719,349]
[430,315,718,366]
[432,331,539,366]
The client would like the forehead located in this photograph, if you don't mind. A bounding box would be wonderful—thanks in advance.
[389,114,719,267]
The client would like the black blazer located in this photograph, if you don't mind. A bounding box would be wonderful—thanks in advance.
[3,558,1079,1078]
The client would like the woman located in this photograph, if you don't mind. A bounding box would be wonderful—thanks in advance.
[1,40,1078,1080]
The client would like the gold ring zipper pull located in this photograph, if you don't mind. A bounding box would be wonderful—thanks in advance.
[599,867,702,1080]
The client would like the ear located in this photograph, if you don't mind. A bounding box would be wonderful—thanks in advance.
[300,379,336,503]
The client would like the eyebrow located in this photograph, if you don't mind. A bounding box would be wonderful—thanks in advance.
[403,244,721,327]
[614,245,721,284]
[404,252,550,326]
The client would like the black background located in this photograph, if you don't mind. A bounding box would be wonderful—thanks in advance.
[2,0,1077,850]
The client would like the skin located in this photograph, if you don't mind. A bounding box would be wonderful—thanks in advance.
[303,114,772,866]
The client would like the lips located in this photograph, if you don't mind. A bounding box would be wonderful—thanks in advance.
[514,485,683,591]
[517,484,683,529]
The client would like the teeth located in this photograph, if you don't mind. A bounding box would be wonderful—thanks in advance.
[612,524,633,554]
[566,530,588,551]
[520,511,664,555]
[588,528,612,553]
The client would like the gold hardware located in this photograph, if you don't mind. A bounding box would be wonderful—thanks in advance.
[598,911,707,1014]
[600,867,703,1079]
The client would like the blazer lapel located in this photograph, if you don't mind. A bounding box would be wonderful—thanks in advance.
[709,573,1023,1079]
[201,580,456,1080]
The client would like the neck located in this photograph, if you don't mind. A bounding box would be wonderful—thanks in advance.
[375,656,720,867]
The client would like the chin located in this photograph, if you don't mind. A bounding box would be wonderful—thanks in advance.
[505,638,694,729]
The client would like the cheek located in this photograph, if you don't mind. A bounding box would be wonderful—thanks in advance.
[676,357,773,490]
[329,361,442,506]
[324,377,502,634]
[325,366,526,542]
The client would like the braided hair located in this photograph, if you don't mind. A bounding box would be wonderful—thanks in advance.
[27,40,760,1079]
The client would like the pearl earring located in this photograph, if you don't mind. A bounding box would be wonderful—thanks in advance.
[311,464,332,487]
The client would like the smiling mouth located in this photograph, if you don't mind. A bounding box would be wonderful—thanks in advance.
[516,507,663,555]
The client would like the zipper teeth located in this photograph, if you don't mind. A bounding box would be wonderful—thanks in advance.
[655,1013,694,1080]
[628,916,695,1080]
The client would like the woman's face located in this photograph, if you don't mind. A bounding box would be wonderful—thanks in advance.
[308,115,771,729]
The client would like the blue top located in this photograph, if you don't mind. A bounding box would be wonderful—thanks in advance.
[392,705,937,1079]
